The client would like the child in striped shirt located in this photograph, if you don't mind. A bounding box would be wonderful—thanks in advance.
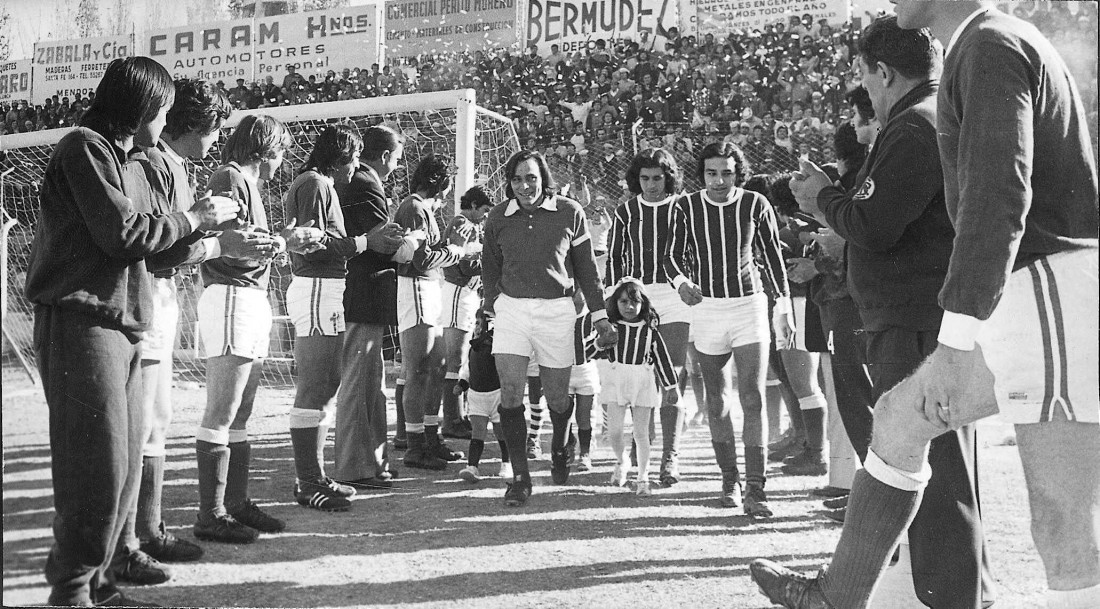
[598,279,679,496]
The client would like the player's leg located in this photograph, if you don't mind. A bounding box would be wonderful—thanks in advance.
[658,320,689,486]
[542,364,574,484]
[778,349,827,477]
[696,347,738,507]
[441,326,472,438]
[732,339,773,518]
[291,333,351,511]
[606,401,630,486]
[400,323,449,470]
[574,393,595,471]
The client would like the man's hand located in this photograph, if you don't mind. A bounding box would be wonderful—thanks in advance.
[773,311,795,350]
[786,257,818,283]
[677,281,704,306]
[664,388,680,406]
[790,159,832,221]
[217,228,278,261]
[188,192,240,230]
[365,222,404,255]
[282,218,326,255]
[912,344,1000,429]
[811,228,845,258]
[594,318,618,349]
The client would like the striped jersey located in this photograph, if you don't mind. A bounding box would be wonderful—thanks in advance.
[606,194,678,286]
[664,188,789,299]
[573,310,600,366]
[602,320,678,389]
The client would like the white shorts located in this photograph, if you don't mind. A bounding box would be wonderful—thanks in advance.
[141,277,179,362]
[791,296,809,352]
[691,293,769,356]
[979,250,1099,425]
[601,361,660,408]
[197,284,272,359]
[441,281,480,333]
[397,276,443,333]
[467,388,501,423]
[492,294,575,369]
[569,360,601,395]
[286,276,346,337]
[646,282,692,326]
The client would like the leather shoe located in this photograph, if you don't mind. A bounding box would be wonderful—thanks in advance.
[749,559,834,608]
[810,485,849,498]
[336,476,394,489]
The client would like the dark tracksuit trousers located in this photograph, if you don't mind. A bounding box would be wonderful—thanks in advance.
[820,297,874,463]
[36,306,145,606]
[866,328,996,609]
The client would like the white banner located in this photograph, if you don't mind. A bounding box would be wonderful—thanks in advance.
[31,35,132,104]
[526,0,676,54]
[384,0,523,60]
[0,60,34,104]
[143,6,383,84]
[685,0,850,37]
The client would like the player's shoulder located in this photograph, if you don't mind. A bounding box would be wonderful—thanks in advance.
[553,194,584,214]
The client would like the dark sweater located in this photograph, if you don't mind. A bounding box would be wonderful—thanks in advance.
[200,163,271,291]
[284,170,362,278]
[938,10,1099,320]
[815,81,953,332]
[24,128,194,335]
[336,167,397,325]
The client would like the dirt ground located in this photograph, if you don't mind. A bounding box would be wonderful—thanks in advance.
[3,364,1045,608]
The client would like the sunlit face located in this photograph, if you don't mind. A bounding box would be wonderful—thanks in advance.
[617,291,643,321]
[703,156,738,202]
[850,108,880,146]
[470,203,493,224]
[259,148,285,180]
[891,0,936,30]
[136,103,171,147]
[378,143,404,180]
[638,166,667,201]
[510,158,544,207]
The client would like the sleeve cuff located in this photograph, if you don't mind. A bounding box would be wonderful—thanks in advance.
[202,236,221,261]
[273,235,287,254]
[590,309,608,323]
[773,296,792,315]
[446,244,465,258]
[354,235,369,253]
[671,275,689,290]
[185,211,202,231]
[937,311,982,351]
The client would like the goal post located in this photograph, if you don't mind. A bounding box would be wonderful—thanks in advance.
[1,89,521,387]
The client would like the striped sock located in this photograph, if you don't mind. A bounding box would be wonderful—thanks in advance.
[527,403,544,442]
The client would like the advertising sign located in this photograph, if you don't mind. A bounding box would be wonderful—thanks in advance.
[527,0,675,52]
[384,0,522,59]
[144,5,383,83]
[31,35,132,104]
[690,0,849,36]
[0,60,33,104]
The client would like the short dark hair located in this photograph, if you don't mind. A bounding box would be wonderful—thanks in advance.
[409,153,452,198]
[360,125,403,162]
[460,185,493,210]
[845,86,875,121]
[625,148,683,195]
[221,114,292,165]
[696,141,751,186]
[504,149,557,199]
[302,124,362,176]
[80,56,174,142]
[857,15,941,81]
[164,78,232,139]
[833,121,868,167]
[765,172,800,218]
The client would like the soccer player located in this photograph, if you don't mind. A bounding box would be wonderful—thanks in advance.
[664,142,794,518]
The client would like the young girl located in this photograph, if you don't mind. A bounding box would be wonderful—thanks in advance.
[599,279,679,496]
[456,310,511,483]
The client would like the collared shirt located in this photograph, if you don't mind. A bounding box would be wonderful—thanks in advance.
[606,194,678,286]
[157,138,221,261]
[482,194,607,321]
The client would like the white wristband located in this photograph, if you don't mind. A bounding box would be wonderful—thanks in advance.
[773,296,792,316]
[671,275,689,290]
[202,236,222,261]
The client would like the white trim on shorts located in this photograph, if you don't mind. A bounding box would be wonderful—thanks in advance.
[142,276,179,362]
[286,276,346,337]
[398,276,443,333]
[691,293,769,356]
[492,294,576,369]
[442,281,480,333]
[197,284,272,359]
[645,281,692,326]
[467,388,501,423]
[980,250,1099,424]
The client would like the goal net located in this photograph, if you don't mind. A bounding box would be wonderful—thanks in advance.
[1,89,520,387]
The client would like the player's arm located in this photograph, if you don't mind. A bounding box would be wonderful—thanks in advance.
[406,204,462,272]
[651,330,679,390]
[937,41,1036,349]
[662,197,694,290]
[605,204,628,288]
[286,178,365,261]
[569,206,608,323]
[480,214,503,314]
[753,193,792,313]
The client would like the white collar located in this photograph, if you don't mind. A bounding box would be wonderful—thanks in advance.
[701,188,741,207]
[504,195,559,216]
[638,194,676,208]
[157,139,186,167]
[946,6,993,57]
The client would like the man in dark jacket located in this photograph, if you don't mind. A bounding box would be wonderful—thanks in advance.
[332,125,405,488]
[751,16,995,608]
